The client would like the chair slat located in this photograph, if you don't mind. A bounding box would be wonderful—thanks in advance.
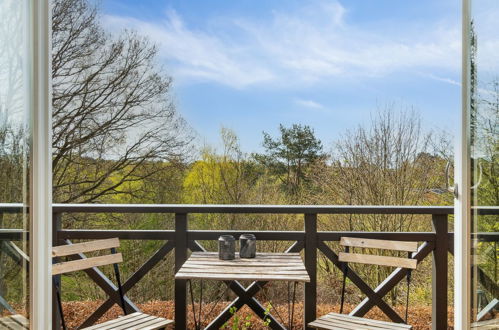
[338,252,417,269]
[309,319,356,329]
[125,316,173,330]
[112,315,159,330]
[81,312,144,330]
[0,315,30,330]
[310,317,371,329]
[309,313,412,329]
[471,319,499,329]
[52,238,120,257]
[340,237,418,252]
[87,313,150,330]
[52,253,123,275]
[322,313,412,329]
[81,312,173,330]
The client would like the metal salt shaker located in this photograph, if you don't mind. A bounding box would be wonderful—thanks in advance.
[218,235,236,260]
[239,233,256,258]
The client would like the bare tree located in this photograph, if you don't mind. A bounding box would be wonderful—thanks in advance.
[475,78,499,207]
[309,107,447,304]
[52,0,192,203]
[311,108,444,210]
[0,0,31,309]
[0,0,27,205]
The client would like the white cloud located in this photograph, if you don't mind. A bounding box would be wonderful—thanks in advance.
[419,73,461,87]
[295,99,326,110]
[103,11,274,88]
[102,0,465,89]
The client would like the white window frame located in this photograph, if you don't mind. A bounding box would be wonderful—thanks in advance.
[21,0,479,328]
[454,0,472,329]
[30,0,52,328]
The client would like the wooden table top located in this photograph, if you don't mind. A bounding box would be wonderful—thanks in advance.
[175,252,310,282]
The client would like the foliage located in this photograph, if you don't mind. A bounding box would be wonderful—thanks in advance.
[184,128,260,205]
[223,304,272,329]
[61,300,451,330]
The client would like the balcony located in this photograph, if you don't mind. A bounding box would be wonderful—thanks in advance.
[1,203,498,329]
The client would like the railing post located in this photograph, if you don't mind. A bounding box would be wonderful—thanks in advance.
[52,212,62,330]
[304,213,317,329]
[0,212,5,315]
[432,214,448,330]
[174,213,188,329]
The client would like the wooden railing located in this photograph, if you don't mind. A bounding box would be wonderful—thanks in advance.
[0,204,498,329]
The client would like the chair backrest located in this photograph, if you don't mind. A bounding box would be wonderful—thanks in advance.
[338,237,418,269]
[52,238,122,275]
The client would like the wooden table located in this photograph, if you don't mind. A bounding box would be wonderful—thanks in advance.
[176,252,310,282]
[175,252,310,329]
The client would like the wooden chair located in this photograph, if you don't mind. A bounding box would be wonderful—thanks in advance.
[471,318,499,329]
[52,238,173,330]
[0,314,29,329]
[309,237,418,330]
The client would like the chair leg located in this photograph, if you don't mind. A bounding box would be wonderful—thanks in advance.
[53,277,67,330]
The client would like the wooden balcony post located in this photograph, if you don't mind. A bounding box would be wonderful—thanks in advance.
[432,214,448,329]
[174,213,188,329]
[304,213,317,329]
[52,212,62,330]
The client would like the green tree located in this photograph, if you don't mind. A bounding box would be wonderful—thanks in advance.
[254,124,325,195]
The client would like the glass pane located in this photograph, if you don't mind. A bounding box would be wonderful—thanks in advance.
[0,0,31,325]
[469,0,499,325]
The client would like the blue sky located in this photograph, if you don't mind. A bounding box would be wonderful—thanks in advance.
[99,0,463,153]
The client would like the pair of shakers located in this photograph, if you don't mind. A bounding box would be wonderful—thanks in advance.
[218,234,256,260]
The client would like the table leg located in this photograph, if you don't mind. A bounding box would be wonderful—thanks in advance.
[199,280,203,326]
[289,281,297,330]
[188,279,203,330]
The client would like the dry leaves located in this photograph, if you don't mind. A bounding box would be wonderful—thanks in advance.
[61,300,455,329]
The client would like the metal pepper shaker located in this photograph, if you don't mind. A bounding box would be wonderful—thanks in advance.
[218,235,236,260]
[239,233,256,258]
